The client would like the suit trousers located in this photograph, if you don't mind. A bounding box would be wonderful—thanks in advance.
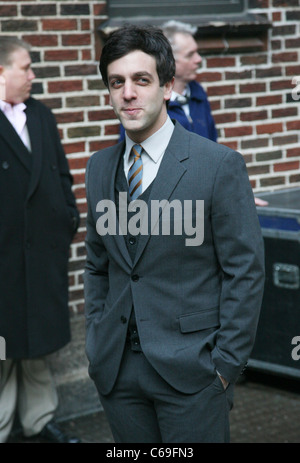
[0,358,58,443]
[98,344,233,443]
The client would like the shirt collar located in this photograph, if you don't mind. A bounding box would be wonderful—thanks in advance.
[124,116,174,164]
[171,85,190,102]
[0,100,26,114]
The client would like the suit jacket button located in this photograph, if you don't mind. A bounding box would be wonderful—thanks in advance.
[2,161,9,170]
[120,316,127,324]
[131,274,139,282]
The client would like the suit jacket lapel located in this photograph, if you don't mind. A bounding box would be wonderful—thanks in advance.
[0,110,32,172]
[133,123,189,265]
[103,141,133,267]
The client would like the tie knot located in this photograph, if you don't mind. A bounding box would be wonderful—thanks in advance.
[132,144,142,160]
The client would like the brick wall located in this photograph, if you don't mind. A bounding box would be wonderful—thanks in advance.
[1,0,300,317]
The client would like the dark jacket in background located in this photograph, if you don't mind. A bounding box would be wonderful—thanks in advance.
[167,81,218,142]
[0,97,79,359]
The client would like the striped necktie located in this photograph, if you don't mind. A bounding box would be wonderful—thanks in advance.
[128,144,143,200]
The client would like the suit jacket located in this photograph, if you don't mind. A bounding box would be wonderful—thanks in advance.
[0,97,79,358]
[84,121,265,396]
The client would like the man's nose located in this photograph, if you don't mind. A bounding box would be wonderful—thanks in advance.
[29,68,35,80]
[195,52,202,65]
[123,81,136,100]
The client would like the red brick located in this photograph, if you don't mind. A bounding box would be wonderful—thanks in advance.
[241,55,267,65]
[42,19,77,31]
[88,109,116,121]
[240,83,266,93]
[286,65,300,76]
[287,147,300,158]
[272,12,281,21]
[220,141,238,151]
[272,108,297,118]
[272,134,298,145]
[48,80,83,93]
[63,142,85,155]
[256,123,283,134]
[93,3,107,15]
[213,113,237,124]
[82,50,91,60]
[89,140,118,152]
[256,95,282,106]
[105,124,121,136]
[24,34,58,47]
[260,177,285,187]
[62,34,91,46]
[209,101,221,111]
[73,186,87,199]
[55,111,84,124]
[196,72,222,82]
[240,110,268,121]
[207,85,236,96]
[45,49,78,61]
[274,161,299,172]
[72,172,86,185]
[247,165,270,176]
[0,5,17,16]
[272,52,298,63]
[224,126,253,137]
[68,157,90,170]
[290,174,300,183]
[81,19,90,30]
[287,120,300,131]
[206,57,236,68]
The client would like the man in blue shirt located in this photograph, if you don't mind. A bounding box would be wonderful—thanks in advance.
[162,20,217,142]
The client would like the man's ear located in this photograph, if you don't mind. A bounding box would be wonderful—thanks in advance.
[164,77,175,102]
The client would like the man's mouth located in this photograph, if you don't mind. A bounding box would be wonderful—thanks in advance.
[123,107,141,117]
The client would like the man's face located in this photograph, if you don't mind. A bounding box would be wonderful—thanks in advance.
[0,47,35,104]
[107,50,173,143]
[173,33,202,85]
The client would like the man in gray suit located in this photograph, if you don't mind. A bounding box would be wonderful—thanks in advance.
[84,25,265,443]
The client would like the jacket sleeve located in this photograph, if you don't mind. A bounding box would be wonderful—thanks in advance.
[210,149,265,383]
[83,157,109,324]
[50,110,80,233]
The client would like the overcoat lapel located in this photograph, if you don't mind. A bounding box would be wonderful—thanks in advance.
[0,110,32,172]
[25,103,43,200]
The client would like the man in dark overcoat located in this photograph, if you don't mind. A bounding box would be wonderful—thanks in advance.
[0,37,80,443]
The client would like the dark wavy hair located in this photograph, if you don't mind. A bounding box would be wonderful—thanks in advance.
[99,24,175,88]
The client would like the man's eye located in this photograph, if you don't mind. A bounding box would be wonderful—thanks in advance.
[138,78,149,85]
[111,80,122,88]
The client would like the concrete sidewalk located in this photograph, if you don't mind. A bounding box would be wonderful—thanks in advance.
[8,372,300,443]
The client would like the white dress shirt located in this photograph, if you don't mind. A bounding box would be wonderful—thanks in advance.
[0,100,32,151]
[171,85,191,121]
[123,116,175,193]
